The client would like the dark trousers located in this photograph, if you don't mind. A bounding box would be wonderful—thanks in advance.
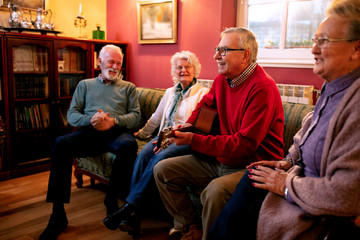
[46,126,138,203]
[207,171,268,240]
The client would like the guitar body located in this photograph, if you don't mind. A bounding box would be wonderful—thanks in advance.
[157,106,218,149]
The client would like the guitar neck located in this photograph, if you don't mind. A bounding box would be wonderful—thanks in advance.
[170,125,195,138]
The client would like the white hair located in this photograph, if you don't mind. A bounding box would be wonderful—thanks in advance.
[170,51,201,84]
[99,44,123,61]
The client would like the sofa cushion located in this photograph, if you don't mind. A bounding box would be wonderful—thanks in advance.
[136,87,166,131]
[282,102,315,155]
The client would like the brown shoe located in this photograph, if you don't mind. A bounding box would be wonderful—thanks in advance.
[180,225,203,240]
[169,227,183,239]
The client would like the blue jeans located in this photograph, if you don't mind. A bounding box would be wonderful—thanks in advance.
[126,135,191,207]
[207,171,268,240]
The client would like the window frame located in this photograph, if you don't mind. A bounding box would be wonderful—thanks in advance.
[237,0,320,68]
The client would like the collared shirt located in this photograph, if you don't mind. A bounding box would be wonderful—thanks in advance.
[226,62,257,88]
[98,73,122,85]
[299,68,360,177]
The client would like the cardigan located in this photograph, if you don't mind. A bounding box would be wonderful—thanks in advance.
[257,75,360,240]
[136,82,209,139]
[187,65,285,168]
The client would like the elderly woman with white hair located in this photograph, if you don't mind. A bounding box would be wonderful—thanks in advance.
[103,50,209,236]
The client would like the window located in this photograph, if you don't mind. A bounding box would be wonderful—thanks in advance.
[237,0,330,68]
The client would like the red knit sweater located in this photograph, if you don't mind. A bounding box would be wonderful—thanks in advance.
[187,65,284,168]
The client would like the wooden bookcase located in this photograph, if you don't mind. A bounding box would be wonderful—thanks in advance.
[0,32,128,180]
[0,33,6,179]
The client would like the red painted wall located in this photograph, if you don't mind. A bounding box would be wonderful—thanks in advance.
[107,0,236,88]
[107,0,324,90]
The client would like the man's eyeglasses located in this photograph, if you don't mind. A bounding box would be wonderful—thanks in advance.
[312,37,357,49]
[176,65,193,71]
[215,47,245,56]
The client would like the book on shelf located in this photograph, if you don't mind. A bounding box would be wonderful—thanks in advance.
[39,103,49,128]
[13,45,48,72]
[58,106,68,127]
[15,76,48,99]
[70,50,78,71]
[63,50,71,71]
[15,104,50,130]
[13,45,34,72]
[94,51,98,69]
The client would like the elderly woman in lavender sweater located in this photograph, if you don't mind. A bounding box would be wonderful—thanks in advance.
[209,0,360,239]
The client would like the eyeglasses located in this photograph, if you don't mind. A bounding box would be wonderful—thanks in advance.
[215,47,245,56]
[176,65,193,71]
[312,37,357,49]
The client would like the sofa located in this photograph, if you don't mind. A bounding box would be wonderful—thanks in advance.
[73,87,315,188]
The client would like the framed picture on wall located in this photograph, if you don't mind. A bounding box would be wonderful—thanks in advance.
[137,0,177,44]
[1,0,44,10]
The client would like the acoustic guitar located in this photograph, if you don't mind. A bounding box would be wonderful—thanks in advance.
[157,106,218,150]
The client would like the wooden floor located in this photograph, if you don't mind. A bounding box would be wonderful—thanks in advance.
[0,168,172,240]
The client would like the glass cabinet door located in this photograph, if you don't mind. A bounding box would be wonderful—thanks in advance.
[7,37,52,166]
[12,43,50,130]
[57,46,87,98]
[0,34,4,173]
[55,42,89,132]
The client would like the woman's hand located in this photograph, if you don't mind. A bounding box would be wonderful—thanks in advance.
[247,160,292,171]
[153,140,161,154]
[248,165,288,197]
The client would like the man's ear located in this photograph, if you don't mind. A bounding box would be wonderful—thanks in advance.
[243,49,251,63]
[352,40,360,60]
[97,57,102,65]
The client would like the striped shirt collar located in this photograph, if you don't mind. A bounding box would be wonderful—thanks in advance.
[226,62,257,88]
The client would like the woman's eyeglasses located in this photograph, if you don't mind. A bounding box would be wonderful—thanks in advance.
[176,65,193,71]
[312,37,357,49]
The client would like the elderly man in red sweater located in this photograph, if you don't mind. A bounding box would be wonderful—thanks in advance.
[153,27,285,240]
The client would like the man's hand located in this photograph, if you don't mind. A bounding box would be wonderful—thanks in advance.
[175,123,193,130]
[173,131,193,145]
[90,109,114,131]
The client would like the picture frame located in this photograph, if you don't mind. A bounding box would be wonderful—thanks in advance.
[1,0,45,11]
[137,0,177,44]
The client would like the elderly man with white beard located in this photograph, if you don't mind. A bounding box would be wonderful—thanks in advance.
[40,44,141,240]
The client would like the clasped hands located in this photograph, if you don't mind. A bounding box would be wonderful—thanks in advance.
[90,109,115,131]
[246,160,292,197]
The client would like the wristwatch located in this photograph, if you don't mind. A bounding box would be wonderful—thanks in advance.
[114,117,120,126]
[284,187,289,199]
[284,156,293,166]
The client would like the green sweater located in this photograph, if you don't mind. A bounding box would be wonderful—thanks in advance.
[67,77,141,129]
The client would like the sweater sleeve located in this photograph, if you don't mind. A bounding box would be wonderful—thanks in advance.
[67,81,91,127]
[116,84,141,129]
